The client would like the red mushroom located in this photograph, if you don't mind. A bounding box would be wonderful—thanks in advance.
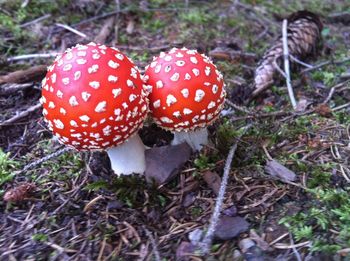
[144,47,226,151]
[40,42,148,175]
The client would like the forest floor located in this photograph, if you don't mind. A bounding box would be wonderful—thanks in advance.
[0,0,349,260]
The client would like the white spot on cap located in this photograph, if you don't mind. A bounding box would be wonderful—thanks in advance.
[91,122,98,128]
[212,84,218,94]
[63,64,72,71]
[92,53,100,60]
[76,59,87,65]
[156,80,163,88]
[40,96,46,104]
[108,60,119,69]
[165,65,171,73]
[42,108,48,115]
[65,52,73,60]
[127,79,134,88]
[69,96,79,106]
[43,84,49,91]
[175,60,185,67]
[108,75,118,83]
[130,68,138,79]
[192,68,200,76]
[153,100,161,108]
[79,115,90,122]
[62,78,70,85]
[195,89,205,102]
[187,50,197,55]
[103,125,111,136]
[89,81,100,89]
[185,73,191,80]
[74,71,81,80]
[49,101,56,109]
[54,119,64,129]
[122,102,128,109]
[208,101,216,109]
[173,111,181,118]
[95,101,107,113]
[60,108,66,115]
[150,61,157,68]
[190,57,198,64]
[164,55,172,61]
[159,52,166,58]
[181,88,189,98]
[56,90,63,98]
[113,135,122,141]
[176,52,184,58]
[166,94,177,106]
[88,64,99,74]
[114,108,121,116]
[154,64,161,73]
[81,92,91,102]
[129,94,137,102]
[77,51,86,56]
[183,108,192,115]
[200,115,206,120]
[112,88,122,98]
[170,73,180,82]
[115,53,124,60]
[205,66,211,76]
[160,117,173,123]
[204,82,211,86]
[51,73,57,83]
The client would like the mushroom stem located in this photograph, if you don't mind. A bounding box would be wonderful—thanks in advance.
[172,128,208,151]
[106,134,146,175]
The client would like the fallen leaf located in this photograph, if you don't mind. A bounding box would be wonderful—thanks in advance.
[264,160,296,182]
[202,171,221,195]
[145,143,192,185]
[214,215,249,240]
[315,103,333,117]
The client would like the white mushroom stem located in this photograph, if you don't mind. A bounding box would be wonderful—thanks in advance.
[106,134,146,175]
[172,128,208,151]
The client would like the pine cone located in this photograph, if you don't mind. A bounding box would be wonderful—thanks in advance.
[253,10,323,97]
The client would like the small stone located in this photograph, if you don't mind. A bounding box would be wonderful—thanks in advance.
[214,215,249,240]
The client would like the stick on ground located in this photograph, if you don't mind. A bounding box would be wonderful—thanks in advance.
[282,19,297,110]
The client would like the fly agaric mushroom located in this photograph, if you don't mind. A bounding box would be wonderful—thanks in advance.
[40,42,148,175]
[144,47,226,151]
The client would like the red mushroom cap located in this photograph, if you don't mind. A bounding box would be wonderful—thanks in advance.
[144,47,226,132]
[41,42,148,150]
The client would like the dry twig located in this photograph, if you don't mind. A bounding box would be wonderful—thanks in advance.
[0,103,42,126]
[282,19,297,109]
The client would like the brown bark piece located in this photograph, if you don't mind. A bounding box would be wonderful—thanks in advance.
[0,65,47,84]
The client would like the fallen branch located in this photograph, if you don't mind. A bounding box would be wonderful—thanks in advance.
[282,19,297,109]
[199,124,252,255]
[0,65,47,84]
[301,57,350,73]
[0,103,41,126]
[0,83,33,96]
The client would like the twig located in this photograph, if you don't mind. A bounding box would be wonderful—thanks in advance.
[56,23,87,38]
[225,100,252,114]
[0,103,42,126]
[199,124,252,254]
[282,19,297,110]
[332,102,350,112]
[18,147,72,174]
[289,54,313,68]
[94,16,115,44]
[144,227,161,261]
[7,53,59,62]
[301,57,350,73]
[19,14,51,28]
[289,233,302,261]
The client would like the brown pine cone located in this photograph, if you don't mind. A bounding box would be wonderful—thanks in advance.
[253,10,323,97]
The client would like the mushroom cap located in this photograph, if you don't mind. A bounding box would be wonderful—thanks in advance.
[41,42,148,150]
[144,47,226,132]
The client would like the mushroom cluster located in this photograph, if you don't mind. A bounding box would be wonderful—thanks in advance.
[41,44,226,176]
[143,47,226,151]
[41,42,148,175]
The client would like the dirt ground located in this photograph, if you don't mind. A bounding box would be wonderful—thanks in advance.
[0,0,349,260]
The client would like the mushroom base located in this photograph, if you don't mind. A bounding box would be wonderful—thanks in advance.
[106,134,146,175]
[171,128,208,151]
